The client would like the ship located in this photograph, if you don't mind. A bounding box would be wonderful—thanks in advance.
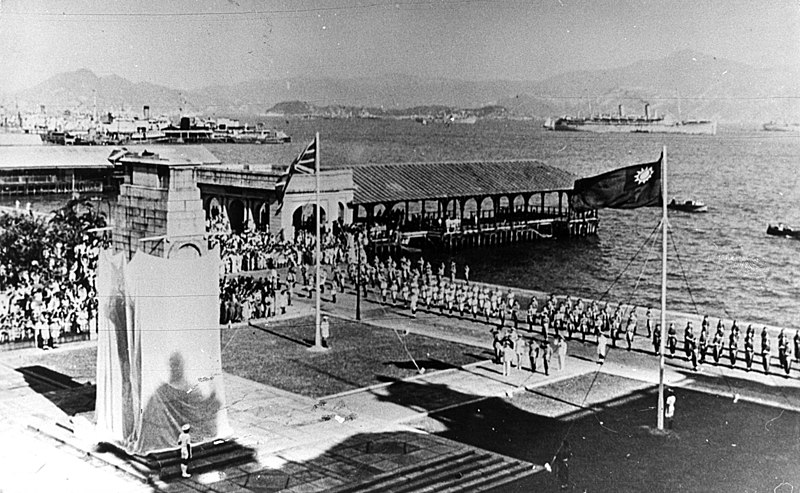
[546,104,717,135]
[763,122,800,133]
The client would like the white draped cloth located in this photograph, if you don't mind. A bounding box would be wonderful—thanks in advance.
[95,250,231,454]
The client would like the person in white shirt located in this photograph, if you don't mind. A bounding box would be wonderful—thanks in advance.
[665,390,676,430]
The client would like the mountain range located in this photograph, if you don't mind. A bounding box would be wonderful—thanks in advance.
[2,50,798,124]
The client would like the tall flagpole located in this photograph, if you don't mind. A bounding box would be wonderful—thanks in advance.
[657,145,668,430]
[314,132,322,349]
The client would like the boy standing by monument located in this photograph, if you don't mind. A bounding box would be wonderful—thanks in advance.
[178,424,192,478]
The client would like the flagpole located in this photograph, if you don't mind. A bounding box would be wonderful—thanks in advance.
[314,132,322,349]
[657,145,668,430]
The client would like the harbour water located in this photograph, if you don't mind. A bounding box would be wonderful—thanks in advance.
[18,117,800,329]
[209,117,800,329]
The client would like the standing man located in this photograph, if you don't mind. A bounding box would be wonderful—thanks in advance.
[597,327,608,364]
[653,323,661,355]
[321,315,331,349]
[665,390,676,430]
[464,264,470,285]
[178,424,192,478]
[667,322,677,357]
[555,334,568,371]
[540,339,553,376]
[555,440,573,490]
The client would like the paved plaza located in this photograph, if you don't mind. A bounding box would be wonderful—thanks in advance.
[1,281,799,492]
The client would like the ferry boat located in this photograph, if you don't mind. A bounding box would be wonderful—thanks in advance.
[667,198,708,213]
[547,104,717,135]
[763,122,800,133]
[766,224,800,239]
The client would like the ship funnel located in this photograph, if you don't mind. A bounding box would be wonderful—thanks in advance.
[143,105,150,120]
[618,105,624,117]
[644,104,650,119]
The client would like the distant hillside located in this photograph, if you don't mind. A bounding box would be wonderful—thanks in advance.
[3,50,798,123]
[504,50,800,123]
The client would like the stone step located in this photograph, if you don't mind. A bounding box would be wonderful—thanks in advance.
[434,461,537,493]
[426,458,525,493]
[385,454,504,493]
[156,446,256,481]
[325,450,476,493]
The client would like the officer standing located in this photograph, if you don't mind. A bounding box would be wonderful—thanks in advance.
[698,325,708,366]
[667,322,677,357]
[683,322,695,360]
[541,339,553,376]
[653,323,661,355]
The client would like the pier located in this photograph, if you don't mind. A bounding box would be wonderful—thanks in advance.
[349,160,598,253]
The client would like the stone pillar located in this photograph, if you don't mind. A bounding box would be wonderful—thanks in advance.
[112,157,207,260]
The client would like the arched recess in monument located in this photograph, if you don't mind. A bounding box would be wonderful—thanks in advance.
[292,204,327,236]
[227,199,246,232]
[206,197,222,220]
[168,242,202,259]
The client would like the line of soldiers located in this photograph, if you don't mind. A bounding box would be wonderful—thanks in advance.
[659,317,799,377]
[342,254,800,378]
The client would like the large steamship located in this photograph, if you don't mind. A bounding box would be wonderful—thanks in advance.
[544,104,716,135]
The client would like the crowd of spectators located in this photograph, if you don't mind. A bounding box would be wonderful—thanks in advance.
[214,226,351,324]
[0,200,109,348]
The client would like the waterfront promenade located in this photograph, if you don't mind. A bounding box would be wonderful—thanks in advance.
[1,276,800,492]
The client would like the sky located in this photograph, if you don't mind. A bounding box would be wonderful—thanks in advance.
[1,0,798,92]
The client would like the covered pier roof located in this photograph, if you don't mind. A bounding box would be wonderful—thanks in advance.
[350,160,577,205]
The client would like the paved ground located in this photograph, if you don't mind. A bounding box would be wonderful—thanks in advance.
[1,278,799,492]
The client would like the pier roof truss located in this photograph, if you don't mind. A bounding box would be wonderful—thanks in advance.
[349,160,577,206]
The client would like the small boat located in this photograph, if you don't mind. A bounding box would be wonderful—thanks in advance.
[668,198,708,213]
[766,224,800,239]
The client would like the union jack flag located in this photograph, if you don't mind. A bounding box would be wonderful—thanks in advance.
[276,136,317,209]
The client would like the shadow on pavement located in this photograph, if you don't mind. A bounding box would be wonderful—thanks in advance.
[16,365,96,416]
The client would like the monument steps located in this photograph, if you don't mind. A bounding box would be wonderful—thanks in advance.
[325,448,536,493]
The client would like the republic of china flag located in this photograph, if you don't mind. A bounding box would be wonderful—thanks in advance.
[275,136,317,210]
[570,153,663,212]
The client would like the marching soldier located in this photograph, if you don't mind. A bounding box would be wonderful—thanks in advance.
[711,326,723,365]
[761,330,772,375]
[729,324,740,368]
[778,329,791,376]
[744,332,755,371]
[795,329,800,367]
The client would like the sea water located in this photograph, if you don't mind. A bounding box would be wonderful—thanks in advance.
[213,117,800,329]
[19,117,800,328]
